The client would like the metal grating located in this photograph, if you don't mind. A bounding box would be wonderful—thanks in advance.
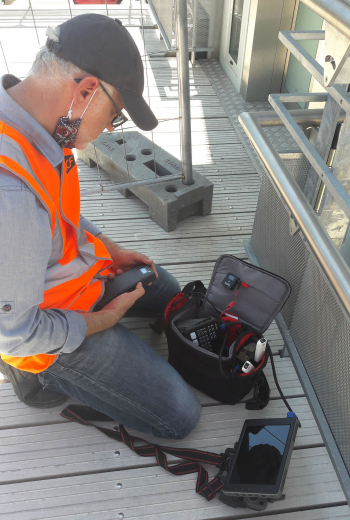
[282,154,311,193]
[187,0,215,50]
[251,166,350,476]
[0,9,151,29]
[148,0,174,44]
[251,170,310,328]
[290,254,350,471]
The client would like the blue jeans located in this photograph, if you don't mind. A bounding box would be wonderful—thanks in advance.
[39,266,202,439]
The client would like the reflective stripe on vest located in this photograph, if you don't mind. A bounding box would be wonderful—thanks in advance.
[0,120,113,373]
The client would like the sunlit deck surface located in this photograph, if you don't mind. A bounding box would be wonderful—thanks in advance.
[0,1,349,518]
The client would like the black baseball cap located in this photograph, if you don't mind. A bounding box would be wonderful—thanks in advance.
[46,14,158,131]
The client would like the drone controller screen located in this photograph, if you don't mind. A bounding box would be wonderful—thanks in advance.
[229,424,291,486]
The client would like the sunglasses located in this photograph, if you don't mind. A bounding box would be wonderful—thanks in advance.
[74,78,128,128]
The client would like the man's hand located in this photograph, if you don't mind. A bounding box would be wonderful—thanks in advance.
[79,282,145,337]
[102,282,145,314]
[97,233,158,280]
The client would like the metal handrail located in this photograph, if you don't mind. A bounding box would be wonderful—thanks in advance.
[239,111,350,316]
[254,108,327,127]
[269,93,350,220]
[255,108,345,127]
[301,0,350,41]
[278,31,350,113]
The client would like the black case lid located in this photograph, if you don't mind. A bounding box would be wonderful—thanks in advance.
[202,255,291,334]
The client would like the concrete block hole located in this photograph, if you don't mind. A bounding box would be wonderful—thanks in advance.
[165,185,178,193]
[144,160,172,177]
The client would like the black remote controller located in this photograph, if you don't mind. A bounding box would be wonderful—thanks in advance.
[177,317,223,353]
[95,264,156,310]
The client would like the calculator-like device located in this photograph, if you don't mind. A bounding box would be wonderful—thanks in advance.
[94,264,156,311]
[177,317,223,353]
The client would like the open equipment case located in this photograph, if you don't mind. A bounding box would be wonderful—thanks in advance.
[165,255,291,407]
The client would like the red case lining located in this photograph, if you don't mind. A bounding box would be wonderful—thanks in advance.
[164,293,187,326]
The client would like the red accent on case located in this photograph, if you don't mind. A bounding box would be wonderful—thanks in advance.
[164,293,187,326]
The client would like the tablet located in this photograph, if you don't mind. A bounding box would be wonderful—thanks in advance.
[222,417,298,498]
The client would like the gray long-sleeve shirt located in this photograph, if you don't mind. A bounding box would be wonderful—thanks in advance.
[0,74,102,357]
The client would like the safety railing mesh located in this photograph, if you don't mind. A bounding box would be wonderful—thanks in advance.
[0,8,151,29]
[0,2,152,79]
[149,0,215,50]
[148,0,174,45]
[251,157,350,475]
[187,0,214,50]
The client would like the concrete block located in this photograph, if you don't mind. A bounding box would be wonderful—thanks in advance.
[78,131,213,232]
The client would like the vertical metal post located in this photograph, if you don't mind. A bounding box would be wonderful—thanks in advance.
[176,0,194,185]
[303,94,343,206]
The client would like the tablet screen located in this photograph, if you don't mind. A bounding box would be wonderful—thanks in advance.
[229,424,291,486]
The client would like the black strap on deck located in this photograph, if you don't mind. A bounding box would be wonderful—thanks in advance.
[61,404,229,501]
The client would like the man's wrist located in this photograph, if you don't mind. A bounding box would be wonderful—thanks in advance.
[79,308,121,337]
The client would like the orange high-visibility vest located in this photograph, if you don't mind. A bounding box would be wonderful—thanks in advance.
[0,120,113,373]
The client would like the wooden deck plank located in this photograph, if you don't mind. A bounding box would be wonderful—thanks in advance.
[88,214,254,243]
[82,237,249,265]
[0,398,320,484]
[0,447,345,520]
[120,117,246,135]
[79,200,258,219]
[135,85,218,97]
[82,200,257,218]
[253,507,350,520]
[143,97,226,107]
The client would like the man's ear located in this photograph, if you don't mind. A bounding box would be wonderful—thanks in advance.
[75,76,99,103]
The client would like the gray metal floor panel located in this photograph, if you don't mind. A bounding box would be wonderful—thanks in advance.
[200,59,301,178]
[0,398,322,486]
[0,448,345,520]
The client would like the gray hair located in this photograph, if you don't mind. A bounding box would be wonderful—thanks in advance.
[29,27,87,81]
[29,26,115,97]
